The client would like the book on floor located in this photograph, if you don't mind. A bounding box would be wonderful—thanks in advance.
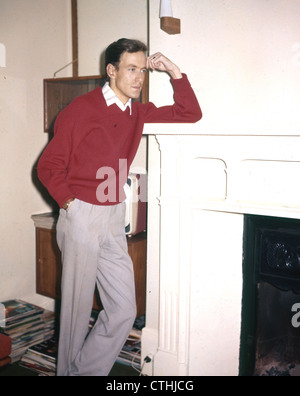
[0,299,56,361]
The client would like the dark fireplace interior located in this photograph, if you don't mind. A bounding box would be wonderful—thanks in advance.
[240,215,300,376]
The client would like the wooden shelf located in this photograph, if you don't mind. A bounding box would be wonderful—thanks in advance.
[160,17,181,35]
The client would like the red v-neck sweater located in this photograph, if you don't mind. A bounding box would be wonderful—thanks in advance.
[38,74,202,208]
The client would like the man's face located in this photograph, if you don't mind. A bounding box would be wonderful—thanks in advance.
[108,51,147,104]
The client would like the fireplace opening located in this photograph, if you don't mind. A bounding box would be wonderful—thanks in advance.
[240,215,300,376]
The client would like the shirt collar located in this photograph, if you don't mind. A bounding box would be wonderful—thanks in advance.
[102,82,132,115]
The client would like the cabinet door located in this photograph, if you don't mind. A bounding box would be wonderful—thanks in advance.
[127,234,147,318]
[36,227,62,299]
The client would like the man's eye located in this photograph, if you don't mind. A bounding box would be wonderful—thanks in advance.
[129,68,136,72]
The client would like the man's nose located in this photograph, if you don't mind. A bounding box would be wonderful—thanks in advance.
[137,73,145,84]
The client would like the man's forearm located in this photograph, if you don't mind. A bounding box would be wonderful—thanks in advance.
[168,64,183,79]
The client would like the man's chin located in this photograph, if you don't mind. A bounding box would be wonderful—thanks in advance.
[130,90,142,100]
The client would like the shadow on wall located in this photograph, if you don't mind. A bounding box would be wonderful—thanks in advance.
[31,134,59,213]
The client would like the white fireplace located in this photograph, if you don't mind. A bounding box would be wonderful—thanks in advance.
[141,129,300,376]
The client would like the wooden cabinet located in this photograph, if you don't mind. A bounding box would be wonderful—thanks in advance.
[32,213,146,317]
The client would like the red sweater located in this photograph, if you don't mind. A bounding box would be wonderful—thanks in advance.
[38,74,202,207]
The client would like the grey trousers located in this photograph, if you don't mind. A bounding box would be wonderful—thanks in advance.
[56,199,136,376]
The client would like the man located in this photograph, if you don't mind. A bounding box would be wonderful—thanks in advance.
[38,38,202,376]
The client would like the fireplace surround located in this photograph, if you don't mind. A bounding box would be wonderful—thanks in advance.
[141,131,300,376]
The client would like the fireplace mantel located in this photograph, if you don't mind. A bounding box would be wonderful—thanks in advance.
[143,123,300,136]
[141,131,300,376]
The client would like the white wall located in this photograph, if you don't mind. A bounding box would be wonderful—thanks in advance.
[148,0,300,135]
[77,0,149,172]
[77,0,148,76]
[0,0,72,308]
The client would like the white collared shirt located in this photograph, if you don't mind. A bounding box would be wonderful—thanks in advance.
[102,82,132,115]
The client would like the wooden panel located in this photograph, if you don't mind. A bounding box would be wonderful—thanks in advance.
[128,233,147,317]
[71,0,78,77]
[43,76,106,132]
[36,228,62,299]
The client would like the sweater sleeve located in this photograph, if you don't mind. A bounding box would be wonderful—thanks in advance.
[143,74,202,124]
[37,103,77,208]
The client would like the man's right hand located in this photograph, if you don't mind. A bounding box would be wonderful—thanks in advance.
[62,198,75,211]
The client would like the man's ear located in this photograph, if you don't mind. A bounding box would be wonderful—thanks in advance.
[106,63,116,79]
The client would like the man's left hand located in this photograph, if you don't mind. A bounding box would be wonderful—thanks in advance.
[147,53,183,79]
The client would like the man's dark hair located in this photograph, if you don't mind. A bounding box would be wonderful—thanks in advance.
[105,38,148,79]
